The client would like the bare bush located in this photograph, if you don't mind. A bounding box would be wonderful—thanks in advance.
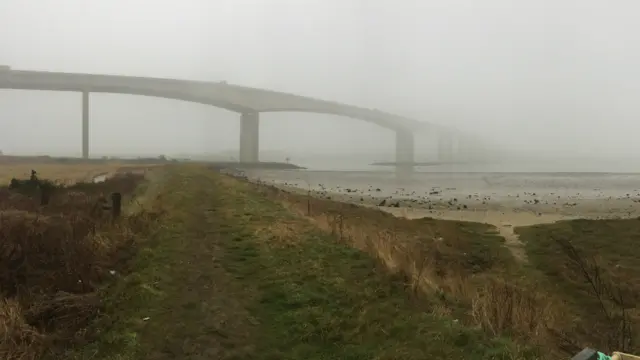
[0,172,157,359]
[553,236,634,353]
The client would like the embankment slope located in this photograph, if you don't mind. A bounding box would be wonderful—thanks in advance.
[73,165,535,360]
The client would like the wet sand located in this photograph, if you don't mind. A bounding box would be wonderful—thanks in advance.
[246,170,640,217]
[244,169,640,262]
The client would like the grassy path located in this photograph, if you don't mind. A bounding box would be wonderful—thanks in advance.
[74,166,536,360]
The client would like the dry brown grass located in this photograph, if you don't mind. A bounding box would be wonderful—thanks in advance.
[0,299,45,360]
[470,278,560,339]
[0,172,159,360]
[0,162,158,185]
[249,180,578,358]
[253,220,305,247]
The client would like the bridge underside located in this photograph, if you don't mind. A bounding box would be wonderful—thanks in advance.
[72,91,457,175]
[1,68,481,170]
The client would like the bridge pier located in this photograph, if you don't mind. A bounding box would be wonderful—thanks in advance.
[239,112,259,163]
[82,91,89,159]
[395,129,414,178]
[457,135,473,162]
[438,132,454,163]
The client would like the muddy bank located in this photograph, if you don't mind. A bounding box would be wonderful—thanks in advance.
[246,169,640,219]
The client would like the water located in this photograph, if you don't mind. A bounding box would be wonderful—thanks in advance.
[277,154,640,173]
[93,174,107,183]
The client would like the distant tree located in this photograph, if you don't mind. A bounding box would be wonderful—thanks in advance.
[285,157,291,164]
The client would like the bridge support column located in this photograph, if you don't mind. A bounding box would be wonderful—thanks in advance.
[239,112,259,163]
[82,91,89,159]
[395,129,414,179]
[438,132,454,163]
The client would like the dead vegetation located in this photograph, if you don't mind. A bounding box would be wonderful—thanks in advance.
[249,179,637,358]
[0,159,158,186]
[0,169,159,360]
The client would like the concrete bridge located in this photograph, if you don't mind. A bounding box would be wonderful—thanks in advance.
[0,65,462,171]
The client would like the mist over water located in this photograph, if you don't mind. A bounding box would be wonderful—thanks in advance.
[3,1,640,177]
[279,154,640,174]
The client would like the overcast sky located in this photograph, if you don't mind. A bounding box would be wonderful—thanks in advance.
[0,0,639,161]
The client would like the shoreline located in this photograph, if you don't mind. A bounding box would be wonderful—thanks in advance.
[246,172,636,264]
[244,169,640,230]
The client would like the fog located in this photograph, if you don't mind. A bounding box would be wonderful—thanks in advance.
[1,0,639,166]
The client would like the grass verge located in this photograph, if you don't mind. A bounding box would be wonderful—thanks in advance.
[518,219,640,354]
[68,165,539,359]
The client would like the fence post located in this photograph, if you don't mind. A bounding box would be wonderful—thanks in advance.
[40,186,51,206]
[111,192,122,219]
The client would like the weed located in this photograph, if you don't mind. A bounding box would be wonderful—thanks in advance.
[519,220,640,354]
[0,170,157,359]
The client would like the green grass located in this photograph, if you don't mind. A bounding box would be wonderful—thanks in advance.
[519,218,640,271]
[212,179,536,360]
[518,218,640,303]
[68,166,539,360]
[516,219,640,354]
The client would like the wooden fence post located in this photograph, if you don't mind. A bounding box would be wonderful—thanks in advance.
[40,186,51,206]
[111,192,122,219]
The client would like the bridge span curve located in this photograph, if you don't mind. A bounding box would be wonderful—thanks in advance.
[0,68,441,132]
[0,66,465,173]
